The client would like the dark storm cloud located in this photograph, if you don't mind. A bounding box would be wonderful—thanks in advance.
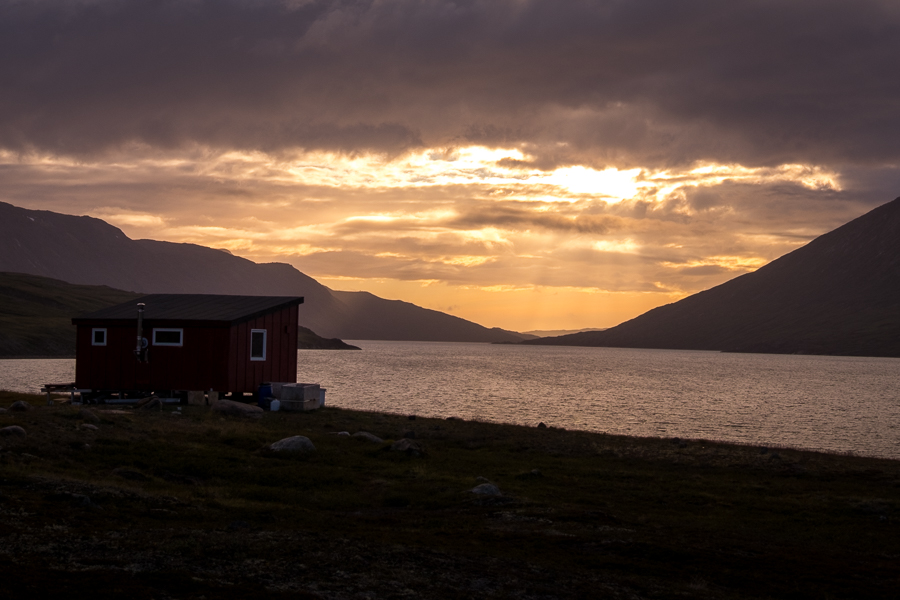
[2,0,899,167]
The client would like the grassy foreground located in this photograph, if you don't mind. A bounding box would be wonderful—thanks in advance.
[0,390,897,599]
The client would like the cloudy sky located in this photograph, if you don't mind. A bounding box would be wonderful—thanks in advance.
[2,0,899,331]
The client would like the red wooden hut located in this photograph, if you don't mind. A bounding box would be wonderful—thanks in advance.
[72,294,303,400]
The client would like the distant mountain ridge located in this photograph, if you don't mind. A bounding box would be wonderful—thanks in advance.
[526,197,900,357]
[0,201,527,343]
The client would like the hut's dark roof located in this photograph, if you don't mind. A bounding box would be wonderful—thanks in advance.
[73,294,304,325]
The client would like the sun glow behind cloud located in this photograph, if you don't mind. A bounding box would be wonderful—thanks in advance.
[544,166,643,198]
[593,239,641,254]
[206,147,841,203]
[1,146,840,204]
[273,146,648,201]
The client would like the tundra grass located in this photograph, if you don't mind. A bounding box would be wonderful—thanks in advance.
[0,390,898,599]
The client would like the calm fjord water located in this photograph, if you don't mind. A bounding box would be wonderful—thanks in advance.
[2,342,898,459]
[302,342,900,460]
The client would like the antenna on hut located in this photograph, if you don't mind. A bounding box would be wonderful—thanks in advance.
[135,302,148,363]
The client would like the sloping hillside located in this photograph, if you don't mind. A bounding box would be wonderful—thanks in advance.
[331,291,527,343]
[0,272,365,356]
[0,202,347,335]
[527,197,900,357]
[0,202,527,343]
[0,272,141,356]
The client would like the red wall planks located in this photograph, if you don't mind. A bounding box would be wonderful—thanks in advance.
[75,305,299,394]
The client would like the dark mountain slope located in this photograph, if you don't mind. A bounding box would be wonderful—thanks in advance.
[527,197,900,357]
[0,201,349,335]
[0,202,526,343]
[0,272,141,357]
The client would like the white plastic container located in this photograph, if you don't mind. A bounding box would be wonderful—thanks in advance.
[269,399,281,412]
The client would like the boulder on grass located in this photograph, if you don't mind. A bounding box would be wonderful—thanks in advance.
[211,399,264,418]
[352,431,384,444]
[267,436,316,453]
[390,438,425,456]
[471,483,502,496]
[9,401,32,412]
[79,409,100,423]
[0,425,26,437]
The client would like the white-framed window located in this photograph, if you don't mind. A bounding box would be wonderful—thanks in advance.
[91,328,107,346]
[250,329,267,361]
[152,328,183,347]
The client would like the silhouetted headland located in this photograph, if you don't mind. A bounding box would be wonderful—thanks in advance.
[526,196,900,357]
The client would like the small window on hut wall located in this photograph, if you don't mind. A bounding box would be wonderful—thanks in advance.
[153,328,183,347]
[250,329,267,361]
[91,328,107,346]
